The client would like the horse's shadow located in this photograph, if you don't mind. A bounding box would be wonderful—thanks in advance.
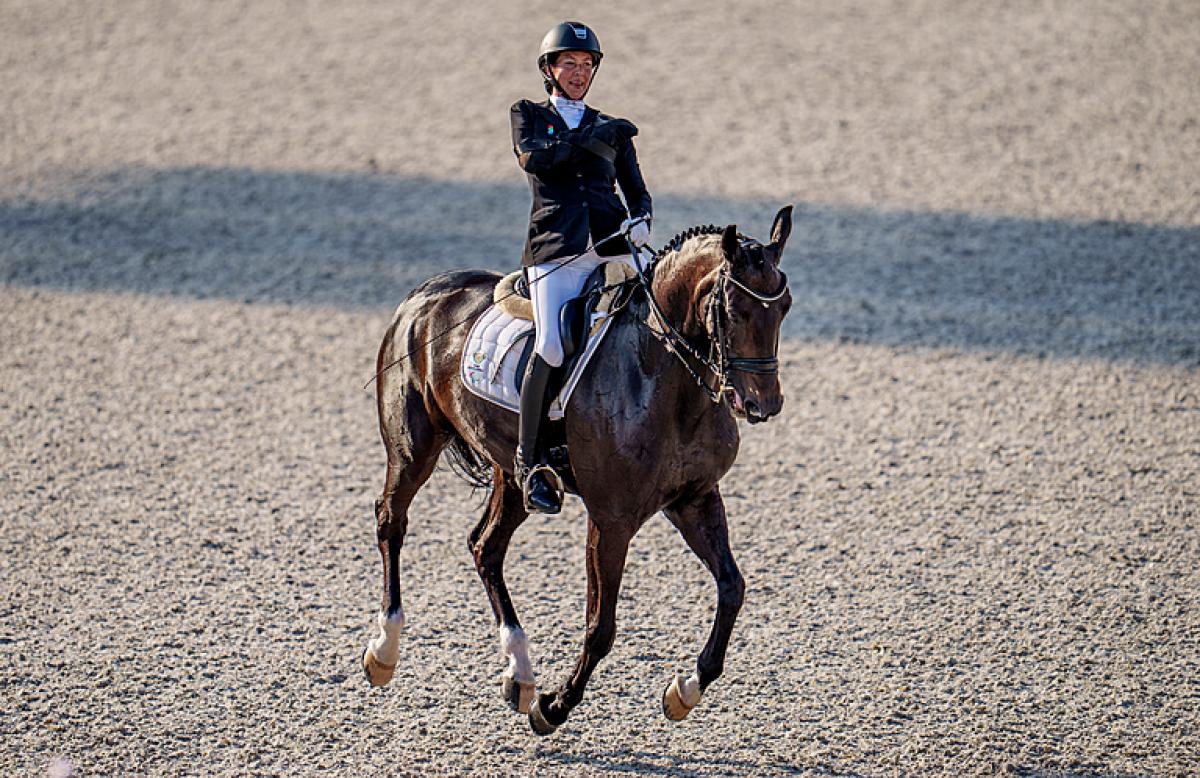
[2,164,1196,365]
[533,744,1145,777]
[533,745,833,777]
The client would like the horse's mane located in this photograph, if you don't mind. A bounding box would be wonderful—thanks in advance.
[648,224,760,278]
[652,224,727,263]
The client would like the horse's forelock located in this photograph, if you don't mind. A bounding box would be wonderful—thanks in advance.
[740,240,767,268]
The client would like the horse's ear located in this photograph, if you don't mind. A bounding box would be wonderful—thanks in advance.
[769,204,793,252]
[721,224,739,263]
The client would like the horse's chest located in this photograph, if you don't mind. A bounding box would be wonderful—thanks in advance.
[671,419,739,479]
[570,403,738,498]
[568,342,740,501]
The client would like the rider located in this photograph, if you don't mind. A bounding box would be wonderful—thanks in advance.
[511,21,653,514]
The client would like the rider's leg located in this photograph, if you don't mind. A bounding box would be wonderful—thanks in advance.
[517,255,600,513]
[526,254,602,367]
[516,353,559,512]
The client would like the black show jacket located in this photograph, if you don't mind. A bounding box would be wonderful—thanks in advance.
[511,99,652,267]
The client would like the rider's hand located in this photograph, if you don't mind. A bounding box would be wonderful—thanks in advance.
[592,118,638,146]
[622,215,652,248]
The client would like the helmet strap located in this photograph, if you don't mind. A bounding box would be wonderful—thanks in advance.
[541,65,559,96]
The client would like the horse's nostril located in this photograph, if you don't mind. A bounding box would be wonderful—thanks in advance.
[745,399,761,418]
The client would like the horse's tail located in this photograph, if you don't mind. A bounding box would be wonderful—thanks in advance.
[443,434,493,490]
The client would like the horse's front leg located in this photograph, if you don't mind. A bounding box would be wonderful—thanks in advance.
[661,486,745,721]
[468,468,535,713]
[528,516,633,736]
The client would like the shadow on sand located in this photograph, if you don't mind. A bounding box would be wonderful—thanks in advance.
[3,165,1197,365]
[531,745,829,777]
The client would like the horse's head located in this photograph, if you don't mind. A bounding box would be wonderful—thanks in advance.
[704,206,793,423]
[649,205,793,423]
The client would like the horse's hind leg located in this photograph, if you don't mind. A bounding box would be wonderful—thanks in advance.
[468,468,535,713]
[362,391,445,687]
[660,486,744,721]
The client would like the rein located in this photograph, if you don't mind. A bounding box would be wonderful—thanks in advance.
[632,239,788,405]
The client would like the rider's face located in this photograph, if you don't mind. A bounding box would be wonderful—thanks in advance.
[549,51,596,100]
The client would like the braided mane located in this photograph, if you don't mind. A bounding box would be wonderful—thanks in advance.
[648,224,760,277]
[652,224,727,262]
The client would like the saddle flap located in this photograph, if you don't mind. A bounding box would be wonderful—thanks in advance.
[463,286,628,421]
[559,297,588,360]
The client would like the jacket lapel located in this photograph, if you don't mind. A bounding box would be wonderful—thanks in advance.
[578,106,598,132]
[542,100,599,133]
[540,100,570,135]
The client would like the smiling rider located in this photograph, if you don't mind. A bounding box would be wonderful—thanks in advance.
[510,21,653,514]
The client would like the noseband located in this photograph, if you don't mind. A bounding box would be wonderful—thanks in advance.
[707,264,789,378]
[637,244,788,405]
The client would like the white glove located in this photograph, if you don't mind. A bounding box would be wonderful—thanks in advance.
[622,215,652,248]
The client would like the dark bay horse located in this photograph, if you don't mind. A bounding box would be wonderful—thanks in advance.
[362,205,793,734]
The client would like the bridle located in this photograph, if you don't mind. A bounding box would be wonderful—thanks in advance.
[633,241,789,405]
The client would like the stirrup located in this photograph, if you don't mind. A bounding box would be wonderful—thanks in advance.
[521,464,564,514]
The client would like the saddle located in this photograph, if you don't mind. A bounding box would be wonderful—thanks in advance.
[461,260,637,425]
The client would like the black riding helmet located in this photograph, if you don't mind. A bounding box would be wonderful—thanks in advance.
[538,21,603,97]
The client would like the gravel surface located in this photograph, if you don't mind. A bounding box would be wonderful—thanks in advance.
[3,2,1198,775]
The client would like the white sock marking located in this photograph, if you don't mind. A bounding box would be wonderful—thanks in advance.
[368,608,405,666]
[678,672,702,707]
[499,625,535,684]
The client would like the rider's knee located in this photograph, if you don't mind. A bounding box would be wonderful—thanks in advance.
[535,332,564,368]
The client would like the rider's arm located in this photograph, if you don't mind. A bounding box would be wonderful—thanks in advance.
[616,137,652,222]
[511,101,581,176]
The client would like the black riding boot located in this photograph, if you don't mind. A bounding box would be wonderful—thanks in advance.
[515,354,562,514]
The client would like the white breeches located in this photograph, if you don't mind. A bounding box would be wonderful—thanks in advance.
[526,250,638,367]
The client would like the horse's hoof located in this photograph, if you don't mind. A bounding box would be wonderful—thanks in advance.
[503,676,535,714]
[662,674,701,721]
[362,647,396,687]
[528,695,559,736]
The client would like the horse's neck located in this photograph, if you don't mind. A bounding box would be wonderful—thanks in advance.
[648,250,719,340]
[633,250,730,415]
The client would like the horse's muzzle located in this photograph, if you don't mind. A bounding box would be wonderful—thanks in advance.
[728,387,783,424]
[744,397,780,424]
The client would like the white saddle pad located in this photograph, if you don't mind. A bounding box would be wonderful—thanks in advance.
[461,303,620,420]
